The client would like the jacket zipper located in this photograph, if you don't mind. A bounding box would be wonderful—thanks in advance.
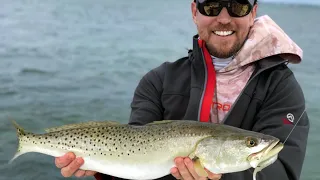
[197,39,216,122]
[197,47,208,121]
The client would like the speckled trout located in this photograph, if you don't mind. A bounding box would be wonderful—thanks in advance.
[9,120,283,180]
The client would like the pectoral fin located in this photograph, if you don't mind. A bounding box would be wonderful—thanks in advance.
[194,158,208,178]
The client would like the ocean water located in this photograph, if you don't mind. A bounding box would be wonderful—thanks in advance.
[0,0,319,180]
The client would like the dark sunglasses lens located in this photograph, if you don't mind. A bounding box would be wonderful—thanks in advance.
[199,0,222,16]
[197,0,252,17]
[230,0,251,17]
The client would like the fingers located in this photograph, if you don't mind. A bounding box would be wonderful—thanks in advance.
[171,167,182,179]
[60,157,84,177]
[205,169,222,180]
[171,157,194,180]
[171,157,222,180]
[55,152,76,169]
[84,170,97,176]
[74,170,97,177]
[184,158,203,179]
[74,170,86,178]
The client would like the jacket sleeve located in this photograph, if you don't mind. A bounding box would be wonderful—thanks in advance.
[94,63,166,180]
[128,63,165,125]
[251,70,310,180]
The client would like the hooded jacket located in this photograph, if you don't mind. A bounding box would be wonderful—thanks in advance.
[95,15,309,180]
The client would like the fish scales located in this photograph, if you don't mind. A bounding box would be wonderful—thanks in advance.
[9,120,284,180]
[19,121,215,161]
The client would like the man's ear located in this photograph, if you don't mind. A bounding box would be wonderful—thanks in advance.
[191,2,197,24]
[250,4,258,25]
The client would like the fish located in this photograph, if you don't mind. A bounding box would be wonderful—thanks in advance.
[9,119,284,180]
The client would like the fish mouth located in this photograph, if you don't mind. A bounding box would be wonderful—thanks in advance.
[248,140,284,168]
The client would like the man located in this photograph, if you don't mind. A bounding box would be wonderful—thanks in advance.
[54,0,310,179]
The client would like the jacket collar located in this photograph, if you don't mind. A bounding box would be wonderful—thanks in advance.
[188,34,287,71]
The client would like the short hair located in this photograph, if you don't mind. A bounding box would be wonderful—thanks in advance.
[193,0,258,5]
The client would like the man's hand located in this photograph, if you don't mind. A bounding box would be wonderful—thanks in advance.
[170,157,221,180]
[55,152,97,178]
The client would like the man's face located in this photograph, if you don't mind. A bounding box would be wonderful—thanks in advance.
[191,1,257,58]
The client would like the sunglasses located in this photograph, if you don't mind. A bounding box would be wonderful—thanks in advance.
[196,0,253,17]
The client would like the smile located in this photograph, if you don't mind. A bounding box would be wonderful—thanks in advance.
[213,31,235,36]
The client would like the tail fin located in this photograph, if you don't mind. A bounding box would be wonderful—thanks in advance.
[8,118,29,164]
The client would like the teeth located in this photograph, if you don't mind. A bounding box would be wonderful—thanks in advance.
[214,31,234,36]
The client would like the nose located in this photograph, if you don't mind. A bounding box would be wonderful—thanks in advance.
[217,8,232,24]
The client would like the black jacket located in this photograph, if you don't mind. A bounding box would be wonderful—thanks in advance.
[95,36,309,180]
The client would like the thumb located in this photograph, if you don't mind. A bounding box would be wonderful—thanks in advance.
[205,169,222,180]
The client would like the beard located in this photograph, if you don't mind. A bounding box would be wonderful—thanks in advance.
[198,23,249,58]
[206,39,244,58]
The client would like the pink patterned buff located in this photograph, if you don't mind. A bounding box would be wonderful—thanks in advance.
[210,15,303,123]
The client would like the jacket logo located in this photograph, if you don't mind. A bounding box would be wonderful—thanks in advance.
[212,102,231,112]
[287,113,294,123]
[283,113,294,124]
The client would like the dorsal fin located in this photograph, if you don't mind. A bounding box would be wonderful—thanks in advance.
[44,121,121,133]
[145,120,174,125]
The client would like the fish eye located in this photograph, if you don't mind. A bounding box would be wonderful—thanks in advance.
[246,137,258,147]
